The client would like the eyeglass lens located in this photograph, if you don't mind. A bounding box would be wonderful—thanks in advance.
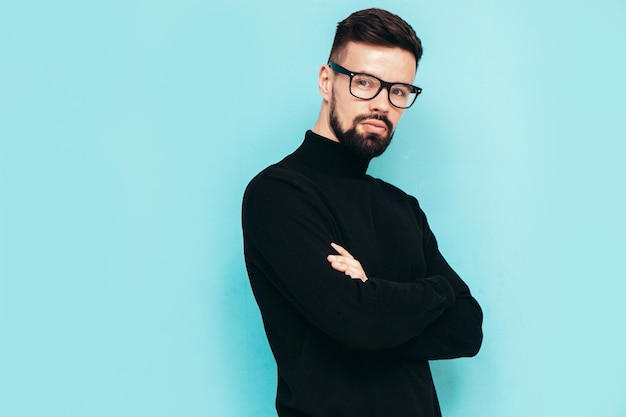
[350,74,416,108]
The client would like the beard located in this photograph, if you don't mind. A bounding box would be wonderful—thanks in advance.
[329,96,395,159]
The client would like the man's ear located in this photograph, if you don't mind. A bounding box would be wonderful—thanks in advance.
[318,64,332,102]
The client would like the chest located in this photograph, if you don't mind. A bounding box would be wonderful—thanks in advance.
[317,178,427,282]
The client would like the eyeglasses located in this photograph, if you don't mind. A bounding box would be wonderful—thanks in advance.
[328,61,422,109]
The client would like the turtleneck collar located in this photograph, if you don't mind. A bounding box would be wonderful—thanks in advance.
[291,130,371,178]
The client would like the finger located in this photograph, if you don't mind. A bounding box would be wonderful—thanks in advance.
[327,255,347,269]
[330,261,367,282]
[328,255,360,269]
[345,268,367,282]
[333,261,351,272]
[328,248,368,281]
[330,242,354,259]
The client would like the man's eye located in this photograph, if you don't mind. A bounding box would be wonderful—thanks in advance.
[354,77,375,88]
[391,87,409,97]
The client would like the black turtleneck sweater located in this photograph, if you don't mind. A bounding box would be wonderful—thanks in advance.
[242,131,483,417]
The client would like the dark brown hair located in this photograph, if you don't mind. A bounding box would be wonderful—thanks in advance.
[328,8,423,68]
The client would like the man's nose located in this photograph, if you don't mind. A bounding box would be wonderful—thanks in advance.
[368,88,391,113]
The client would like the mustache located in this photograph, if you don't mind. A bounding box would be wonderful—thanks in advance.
[353,113,393,131]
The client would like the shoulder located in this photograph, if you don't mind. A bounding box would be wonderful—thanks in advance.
[242,155,321,212]
[245,156,308,193]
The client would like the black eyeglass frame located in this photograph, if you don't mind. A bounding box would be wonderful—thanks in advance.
[328,61,422,109]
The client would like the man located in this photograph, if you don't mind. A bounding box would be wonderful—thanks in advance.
[242,8,483,417]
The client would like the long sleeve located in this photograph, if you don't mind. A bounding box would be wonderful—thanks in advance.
[393,298,483,360]
[243,173,456,350]
[393,201,483,360]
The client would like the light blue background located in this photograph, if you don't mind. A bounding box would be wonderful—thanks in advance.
[1,1,625,416]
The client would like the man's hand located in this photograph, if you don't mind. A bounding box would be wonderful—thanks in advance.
[327,242,368,282]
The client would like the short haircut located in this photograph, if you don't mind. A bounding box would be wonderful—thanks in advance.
[328,8,423,70]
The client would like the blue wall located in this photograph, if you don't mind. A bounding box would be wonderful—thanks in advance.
[1,1,625,416]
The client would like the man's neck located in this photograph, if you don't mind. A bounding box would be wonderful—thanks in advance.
[311,110,339,143]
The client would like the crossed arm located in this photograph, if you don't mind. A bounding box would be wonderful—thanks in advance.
[327,242,482,360]
[243,176,482,355]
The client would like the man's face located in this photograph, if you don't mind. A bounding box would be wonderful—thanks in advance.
[327,42,417,159]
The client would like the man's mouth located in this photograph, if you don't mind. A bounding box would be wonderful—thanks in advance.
[354,114,393,134]
[360,119,388,134]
